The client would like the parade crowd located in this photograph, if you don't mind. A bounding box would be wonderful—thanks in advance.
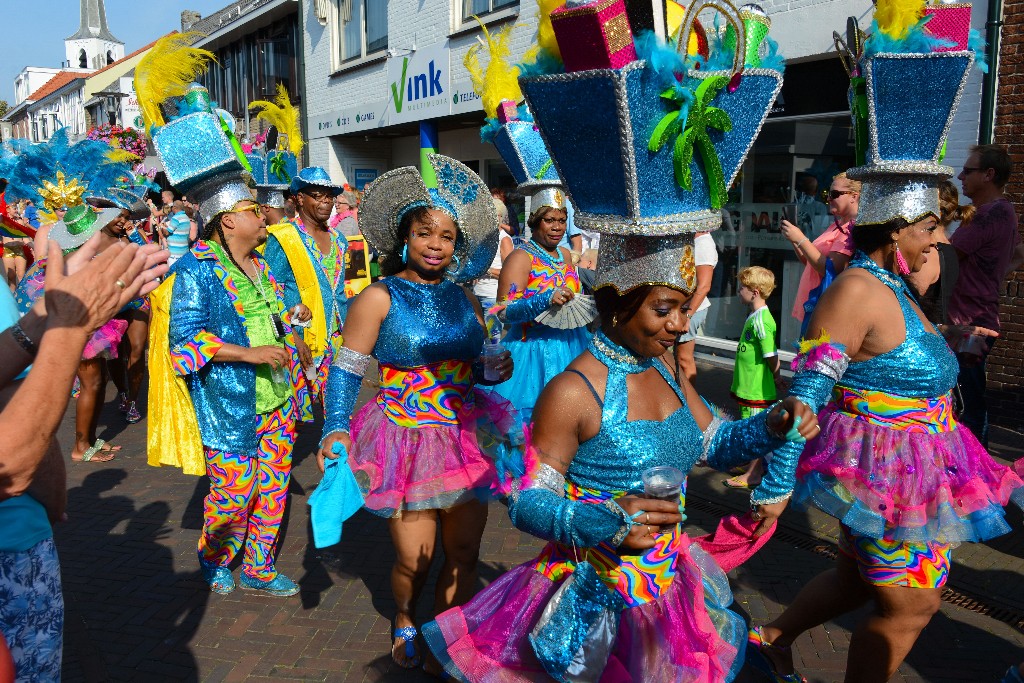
[2,2,1024,682]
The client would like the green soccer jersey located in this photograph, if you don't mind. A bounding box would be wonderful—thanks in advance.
[731,306,778,402]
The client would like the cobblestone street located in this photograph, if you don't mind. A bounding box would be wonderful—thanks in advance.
[54,364,1024,682]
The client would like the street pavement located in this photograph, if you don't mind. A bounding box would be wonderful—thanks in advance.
[52,363,1024,682]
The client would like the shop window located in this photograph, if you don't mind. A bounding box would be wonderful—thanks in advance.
[463,0,517,21]
[340,0,388,63]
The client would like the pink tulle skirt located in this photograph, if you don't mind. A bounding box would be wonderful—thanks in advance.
[349,388,517,517]
[423,535,744,682]
[82,318,128,360]
[795,407,1024,543]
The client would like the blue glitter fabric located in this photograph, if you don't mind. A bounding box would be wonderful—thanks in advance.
[493,120,561,187]
[867,53,973,164]
[153,111,244,190]
[168,243,305,456]
[374,277,484,367]
[322,365,362,440]
[503,288,555,324]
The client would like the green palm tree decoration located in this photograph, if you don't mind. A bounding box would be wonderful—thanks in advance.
[648,75,733,209]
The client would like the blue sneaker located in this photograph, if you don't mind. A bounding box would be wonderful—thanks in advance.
[239,572,300,596]
[199,562,235,594]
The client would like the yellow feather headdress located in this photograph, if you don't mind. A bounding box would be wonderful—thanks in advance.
[134,32,216,133]
[248,84,304,157]
[522,0,563,64]
[465,20,522,119]
[874,0,927,40]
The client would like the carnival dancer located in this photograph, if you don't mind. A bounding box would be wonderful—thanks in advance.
[318,155,517,669]
[263,166,348,412]
[746,7,1024,681]
[463,25,595,422]
[136,34,311,596]
[424,3,800,678]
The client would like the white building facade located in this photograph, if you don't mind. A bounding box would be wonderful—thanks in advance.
[301,0,989,353]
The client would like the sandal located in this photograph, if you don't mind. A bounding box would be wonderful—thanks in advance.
[117,392,129,413]
[724,476,759,489]
[74,440,116,463]
[125,401,142,424]
[392,624,422,669]
[746,626,806,683]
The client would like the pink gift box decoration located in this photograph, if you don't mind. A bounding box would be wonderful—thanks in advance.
[496,100,519,124]
[551,0,638,73]
[923,3,972,52]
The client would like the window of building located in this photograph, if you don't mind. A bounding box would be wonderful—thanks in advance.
[340,0,387,63]
[463,0,517,21]
[107,50,114,65]
[79,49,88,69]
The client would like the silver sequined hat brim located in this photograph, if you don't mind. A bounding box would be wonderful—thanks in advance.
[254,184,289,208]
[527,184,568,219]
[596,233,697,295]
[190,172,256,226]
[359,155,498,283]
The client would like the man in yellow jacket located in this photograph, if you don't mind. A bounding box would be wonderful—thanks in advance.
[262,168,348,413]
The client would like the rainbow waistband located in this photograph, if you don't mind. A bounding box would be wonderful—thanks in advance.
[376,360,473,428]
[832,386,956,434]
[534,481,686,608]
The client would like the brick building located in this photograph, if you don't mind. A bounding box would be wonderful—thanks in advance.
[989,0,1024,432]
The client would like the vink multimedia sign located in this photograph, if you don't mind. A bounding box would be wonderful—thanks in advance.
[387,41,451,124]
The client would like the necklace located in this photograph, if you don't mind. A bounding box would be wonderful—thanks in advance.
[589,331,655,374]
[525,239,564,265]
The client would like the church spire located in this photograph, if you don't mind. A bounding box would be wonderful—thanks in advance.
[65,0,121,43]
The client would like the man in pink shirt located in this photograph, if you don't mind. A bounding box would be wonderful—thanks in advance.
[950,144,1024,445]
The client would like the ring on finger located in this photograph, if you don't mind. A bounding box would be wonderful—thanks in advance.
[647,525,655,536]
[115,279,127,290]
[644,512,650,524]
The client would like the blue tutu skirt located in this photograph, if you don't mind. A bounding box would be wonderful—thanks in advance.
[491,322,591,422]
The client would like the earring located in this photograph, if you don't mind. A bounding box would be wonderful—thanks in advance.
[612,314,618,327]
[401,243,408,264]
[894,241,910,275]
[449,253,462,271]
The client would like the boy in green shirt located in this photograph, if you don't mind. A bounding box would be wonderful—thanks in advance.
[725,266,782,488]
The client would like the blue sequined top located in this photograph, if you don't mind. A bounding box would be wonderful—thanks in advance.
[375,277,485,367]
[841,254,958,398]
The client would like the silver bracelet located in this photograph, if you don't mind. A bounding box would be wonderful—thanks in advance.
[331,346,371,375]
[10,322,37,356]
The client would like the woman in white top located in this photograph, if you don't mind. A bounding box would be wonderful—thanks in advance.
[673,231,718,382]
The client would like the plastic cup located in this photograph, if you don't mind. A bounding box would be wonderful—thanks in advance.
[642,466,684,532]
[481,342,505,382]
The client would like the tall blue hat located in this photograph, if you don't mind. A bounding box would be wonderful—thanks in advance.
[493,118,567,216]
[518,0,784,293]
[289,167,344,197]
[842,5,977,226]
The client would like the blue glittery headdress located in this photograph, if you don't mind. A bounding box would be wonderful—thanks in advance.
[358,155,498,283]
[135,36,254,224]
[842,1,977,226]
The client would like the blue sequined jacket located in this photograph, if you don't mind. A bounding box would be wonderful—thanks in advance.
[168,241,307,455]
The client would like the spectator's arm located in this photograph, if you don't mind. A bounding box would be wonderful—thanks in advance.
[1005,242,1024,278]
[570,234,583,252]
[685,264,715,316]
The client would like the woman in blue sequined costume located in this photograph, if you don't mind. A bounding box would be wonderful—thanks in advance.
[491,197,592,422]
[423,279,818,682]
[318,157,518,670]
[746,215,1024,683]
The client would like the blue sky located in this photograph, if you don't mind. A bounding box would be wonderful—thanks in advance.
[2,0,231,105]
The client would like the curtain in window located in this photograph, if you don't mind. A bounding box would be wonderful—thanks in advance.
[343,0,363,61]
[464,0,490,17]
[366,1,387,54]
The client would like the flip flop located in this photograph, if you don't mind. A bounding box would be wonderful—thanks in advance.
[95,439,122,453]
[724,476,757,489]
[74,441,116,463]
[392,624,422,669]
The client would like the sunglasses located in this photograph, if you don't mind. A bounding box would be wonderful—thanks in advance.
[302,190,335,203]
[960,167,984,174]
[828,190,856,200]
[225,204,263,219]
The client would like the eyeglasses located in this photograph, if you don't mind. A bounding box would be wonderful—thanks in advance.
[828,190,856,200]
[960,167,984,174]
[225,204,263,219]
[541,216,568,225]
[301,190,334,203]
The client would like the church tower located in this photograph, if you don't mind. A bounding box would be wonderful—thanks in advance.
[64,0,124,70]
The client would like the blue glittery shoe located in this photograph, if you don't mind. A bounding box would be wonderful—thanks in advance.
[199,560,235,595]
[746,626,807,683]
[239,572,300,596]
[392,624,422,669]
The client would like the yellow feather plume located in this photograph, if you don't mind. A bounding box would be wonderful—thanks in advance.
[106,149,140,164]
[797,330,832,356]
[465,20,522,119]
[134,32,216,134]
[874,0,927,39]
[249,83,305,157]
[522,0,563,64]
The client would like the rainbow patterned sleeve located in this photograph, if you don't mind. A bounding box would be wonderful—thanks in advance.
[170,332,225,376]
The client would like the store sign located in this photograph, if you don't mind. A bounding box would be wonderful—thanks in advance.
[308,103,386,139]
[449,79,484,116]
[353,168,378,189]
[387,41,451,124]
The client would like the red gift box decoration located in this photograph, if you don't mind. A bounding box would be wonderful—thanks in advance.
[496,100,519,124]
[551,0,638,73]
[923,3,972,52]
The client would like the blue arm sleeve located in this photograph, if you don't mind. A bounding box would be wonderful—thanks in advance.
[701,409,785,472]
[321,364,362,444]
[750,362,844,505]
[503,289,555,324]
[507,465,634,548]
